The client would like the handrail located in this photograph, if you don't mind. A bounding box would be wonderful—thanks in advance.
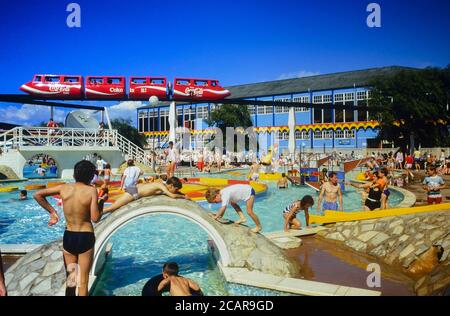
[0,127,150,166]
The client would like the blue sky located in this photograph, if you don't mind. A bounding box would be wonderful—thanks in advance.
[0,0,449,125]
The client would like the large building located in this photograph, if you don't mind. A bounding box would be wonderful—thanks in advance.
[137,66,411,152]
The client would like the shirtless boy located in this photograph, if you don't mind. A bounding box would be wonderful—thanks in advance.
[33,161,105,296]
[157,262,202,296]
[103,177,187,214]
[317,172,343,212]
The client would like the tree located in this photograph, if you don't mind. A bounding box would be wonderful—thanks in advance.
[369,66,450,151]
[205,104,253,151]
[110,118,146,148]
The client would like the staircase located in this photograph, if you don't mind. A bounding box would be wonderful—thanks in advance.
[0,127,151,167]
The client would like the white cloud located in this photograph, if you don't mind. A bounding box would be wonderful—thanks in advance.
[107,101,144,124]
[277,70,321,80]
[0,104,68,125]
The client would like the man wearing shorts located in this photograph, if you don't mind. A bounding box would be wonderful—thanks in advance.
[423,166,446,205]
[318,172,343,212]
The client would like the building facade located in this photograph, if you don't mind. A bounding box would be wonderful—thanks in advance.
[137,67,411,152]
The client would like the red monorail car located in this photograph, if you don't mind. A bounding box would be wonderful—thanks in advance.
[20,75,231,101]
[85,76,126,99]
[20,74,83,99]
[129,77,167,100]
[172,78,231,101]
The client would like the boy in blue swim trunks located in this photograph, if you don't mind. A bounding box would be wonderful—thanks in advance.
[317,172,343,213]
[205,184,262,233]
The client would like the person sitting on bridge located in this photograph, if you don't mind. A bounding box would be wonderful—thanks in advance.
[205,184,262,233]
[157,262,202,296]
[103,177,188,214]
[33,160,105,296]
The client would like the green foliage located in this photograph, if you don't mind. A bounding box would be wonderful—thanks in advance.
[205,104,253,151]
[110,118,146,148]
[369,66,450,148]
[206,104,253,131]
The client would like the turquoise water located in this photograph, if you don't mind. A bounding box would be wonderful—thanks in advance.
[91,215,289,296]
[0,178,403,244]
[0,174,403,296]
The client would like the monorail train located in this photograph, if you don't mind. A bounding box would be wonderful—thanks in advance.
[20,75,231,101]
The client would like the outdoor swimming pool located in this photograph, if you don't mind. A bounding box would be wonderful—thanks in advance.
[0,177,404,244]
[0,175,404,295]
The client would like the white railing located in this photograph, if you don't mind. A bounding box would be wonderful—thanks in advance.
[0,127,150,166]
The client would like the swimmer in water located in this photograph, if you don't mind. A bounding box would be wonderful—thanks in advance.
[157,262,201,296]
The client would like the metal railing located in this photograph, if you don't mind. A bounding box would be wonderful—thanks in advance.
[0,127,150,166]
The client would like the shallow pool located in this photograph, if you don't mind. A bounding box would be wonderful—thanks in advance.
[91,215,290,296]
[0,176,403,244]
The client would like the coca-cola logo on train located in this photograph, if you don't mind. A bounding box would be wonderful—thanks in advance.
[110,88,124,93]
[185,87,203,97]
[49,85,71,92]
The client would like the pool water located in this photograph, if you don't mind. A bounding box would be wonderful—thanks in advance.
[91,215,289,296]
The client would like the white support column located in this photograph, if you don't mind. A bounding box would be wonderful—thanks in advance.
[169,101,177,143]
[288,107,296,158]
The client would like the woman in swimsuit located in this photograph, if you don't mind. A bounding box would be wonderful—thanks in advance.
[283,195,314,232]
[103,163,112,185]
[347,173,382,211]
[34,161,105,296]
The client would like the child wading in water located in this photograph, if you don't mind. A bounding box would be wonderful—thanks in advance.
[205,184,263,233]
[283,195,314,232]
[33,161,105,296]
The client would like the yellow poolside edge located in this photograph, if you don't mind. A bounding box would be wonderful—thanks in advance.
[310,203,450,225]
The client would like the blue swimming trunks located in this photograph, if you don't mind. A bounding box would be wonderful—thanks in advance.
[322,201,339,211]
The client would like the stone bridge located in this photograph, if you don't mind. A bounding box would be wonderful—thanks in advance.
[4,196,299,296]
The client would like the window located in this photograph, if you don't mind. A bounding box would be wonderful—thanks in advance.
[257,106,265,115]
[283,132,289,140]
[151,78,165,85]
[357,91,367,100]
[335,94,344,102]
[248,105,255,115]
[45,76,60,83]
[293,97,309,112]
[265,105,273,114]
[197,106,209,119]
[176,79,190,86]
[296,131,310,140]
[107,78,122,84]
[195,80,208,87]
[345,130,355,138]
[367,90,373,99]
[314,131,322,139]
[335,130,345,139]
[323,95,332,103]
[323,130,333,139]
[210,81,218,87]
[33,76,42,82]
[345,93,354,101]
[313,95,322,104]
[177,109,183,116]
[90,78,103,84]
[276,132,284,140]
[132,78,147,84]
[64,77,79,83]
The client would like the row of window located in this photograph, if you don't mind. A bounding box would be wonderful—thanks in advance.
[274,130,356,140]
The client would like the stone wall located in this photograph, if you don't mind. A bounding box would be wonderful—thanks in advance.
[317,211,450,295]
[4,241,66,296]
